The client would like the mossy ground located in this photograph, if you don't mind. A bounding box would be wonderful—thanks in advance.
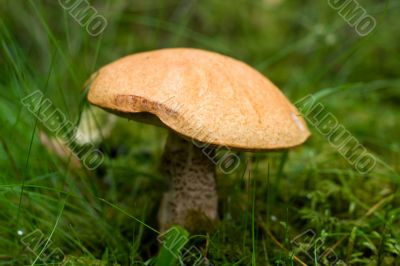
[0,0,399,265]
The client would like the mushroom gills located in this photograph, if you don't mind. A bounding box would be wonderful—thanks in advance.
[158,132,218,232]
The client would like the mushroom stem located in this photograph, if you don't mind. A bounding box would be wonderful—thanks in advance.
[158,131,218,232]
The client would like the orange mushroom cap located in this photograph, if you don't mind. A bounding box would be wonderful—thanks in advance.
[88,48,310,150]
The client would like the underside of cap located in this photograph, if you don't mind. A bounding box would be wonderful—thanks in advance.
[87,48,310,151]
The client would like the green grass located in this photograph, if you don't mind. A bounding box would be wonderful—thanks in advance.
[1,0,400,265]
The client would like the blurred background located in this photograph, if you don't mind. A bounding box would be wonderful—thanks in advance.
[0,0,399,265]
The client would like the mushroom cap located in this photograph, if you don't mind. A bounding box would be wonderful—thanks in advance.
[87,48,310,150]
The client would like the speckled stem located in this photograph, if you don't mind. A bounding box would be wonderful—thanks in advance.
[158,132,218,232]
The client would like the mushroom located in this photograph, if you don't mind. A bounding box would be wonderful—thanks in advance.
[74,106,117,146]
[86,48,310,232]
